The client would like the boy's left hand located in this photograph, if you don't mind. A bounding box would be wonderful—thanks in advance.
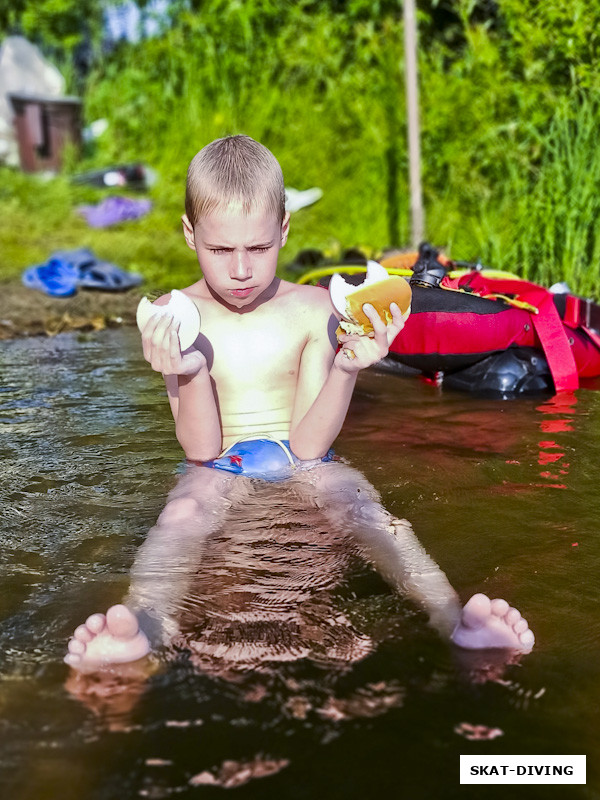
[334,302,405,373]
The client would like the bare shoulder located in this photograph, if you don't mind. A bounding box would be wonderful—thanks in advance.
[277,281,337,349]
[180,280,205,300]
[279,280,335,320]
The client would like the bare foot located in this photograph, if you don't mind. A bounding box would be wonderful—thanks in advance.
[451,593,534,652]
[64,605,151,670]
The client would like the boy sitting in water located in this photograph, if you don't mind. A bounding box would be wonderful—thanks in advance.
[65,135,534,672]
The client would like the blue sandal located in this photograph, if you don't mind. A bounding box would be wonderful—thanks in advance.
[49,248,143,292]
[22,259,79,297]
[77,260,143,291]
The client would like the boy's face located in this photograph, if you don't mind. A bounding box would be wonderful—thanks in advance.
[183,204,290,309]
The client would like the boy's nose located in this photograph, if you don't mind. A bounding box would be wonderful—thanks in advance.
[231,251,252,280]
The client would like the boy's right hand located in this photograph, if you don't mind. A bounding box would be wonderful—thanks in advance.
[141,313,207,376]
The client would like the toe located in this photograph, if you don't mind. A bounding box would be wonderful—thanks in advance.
[86,613,106,634]
[490,598,509,617]
[505,607,521,626]
[106,605,139,640]
[519,629,535,651]
[68,639,86,655]
[74,624,93,643]
[514,618,529,634]
[461,593,491,629]
[64,652,81,666]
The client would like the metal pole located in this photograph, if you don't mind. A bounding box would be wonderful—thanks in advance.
[403,0,424,246]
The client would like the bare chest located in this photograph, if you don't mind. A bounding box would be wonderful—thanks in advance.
[201,313,307,408]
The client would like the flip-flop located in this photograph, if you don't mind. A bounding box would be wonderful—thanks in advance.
[22,258,79,297]
[51,248,143,291]
[77,261,143,291]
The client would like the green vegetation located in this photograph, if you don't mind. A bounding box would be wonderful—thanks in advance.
[2,0,600,294]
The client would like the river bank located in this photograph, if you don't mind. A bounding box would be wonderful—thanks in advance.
[0,281,143,339]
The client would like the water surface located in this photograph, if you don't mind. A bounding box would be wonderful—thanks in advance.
[1,329,599,799]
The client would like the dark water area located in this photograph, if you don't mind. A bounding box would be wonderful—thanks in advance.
[1,328,599,799]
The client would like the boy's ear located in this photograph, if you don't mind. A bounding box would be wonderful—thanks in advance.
[182,214,197,251]
[280,211,291,247]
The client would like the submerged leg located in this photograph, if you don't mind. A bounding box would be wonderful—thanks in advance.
[291,461,533,652]
[291,462,462,638]
[65,466,243,669]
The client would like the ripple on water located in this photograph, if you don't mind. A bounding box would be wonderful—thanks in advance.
[1,330,600,798]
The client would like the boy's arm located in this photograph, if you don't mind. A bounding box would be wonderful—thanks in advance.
[288,305,356,460]
[289,292,404,460]
[142,309,222,461]
[168,370,222,461]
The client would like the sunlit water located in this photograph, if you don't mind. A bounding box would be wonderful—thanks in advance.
[1,328,599,799]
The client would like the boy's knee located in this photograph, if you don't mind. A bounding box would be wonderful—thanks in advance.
[158,496,201,525]
[312,464,379,504]
[300,466,384,524]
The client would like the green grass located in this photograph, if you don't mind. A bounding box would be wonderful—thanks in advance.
[3,3,600,297]
[0,168,194,291]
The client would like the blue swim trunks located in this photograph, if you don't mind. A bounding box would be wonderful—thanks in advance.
[195,437,335,482]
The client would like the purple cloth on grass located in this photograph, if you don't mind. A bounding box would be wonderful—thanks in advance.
[77,196,152,228]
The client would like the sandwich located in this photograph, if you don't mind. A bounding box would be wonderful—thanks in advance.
[329,260,412,336]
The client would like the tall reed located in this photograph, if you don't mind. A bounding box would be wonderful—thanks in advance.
[511,98,600,295]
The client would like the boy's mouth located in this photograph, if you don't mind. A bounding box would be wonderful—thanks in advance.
[229,287,255,299]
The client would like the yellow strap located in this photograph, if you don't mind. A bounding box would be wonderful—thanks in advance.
[296,265,525,286]
[430,284,540,314]
[296,265,413,285]
[447,268,527,281]
[481,293,539,314]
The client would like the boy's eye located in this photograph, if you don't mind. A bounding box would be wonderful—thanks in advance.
[208,246,270,254]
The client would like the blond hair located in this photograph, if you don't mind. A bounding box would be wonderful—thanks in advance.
[185,135,285,226]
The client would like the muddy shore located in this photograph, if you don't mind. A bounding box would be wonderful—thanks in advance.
[0,281,145,339]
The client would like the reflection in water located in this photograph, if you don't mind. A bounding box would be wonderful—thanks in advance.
[172,484,375,676]
[64,466,418,791]
[133,471,414,680]
[1,330,600,798]
[536,391,577,488]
